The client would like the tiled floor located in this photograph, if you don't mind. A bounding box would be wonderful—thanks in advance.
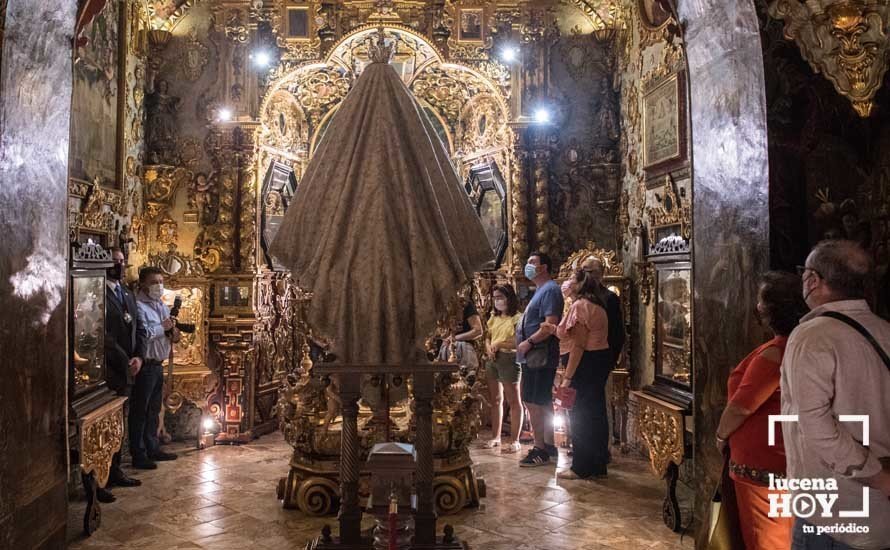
[67,432,694,549]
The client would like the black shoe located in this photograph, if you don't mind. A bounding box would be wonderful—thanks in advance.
[132,457,158,470]
[147,450,177,461]
[545,444,559,458]
[96,487,116,503]
[519,447,551,468]
[109,471,142,487]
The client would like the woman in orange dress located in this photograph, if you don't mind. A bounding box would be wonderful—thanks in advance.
[716,271,809,550]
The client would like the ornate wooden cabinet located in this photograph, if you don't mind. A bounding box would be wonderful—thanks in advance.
[68,241,128,535]
[635,180,693,532]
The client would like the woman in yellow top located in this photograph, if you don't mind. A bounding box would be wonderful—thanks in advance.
[484,284,523,453]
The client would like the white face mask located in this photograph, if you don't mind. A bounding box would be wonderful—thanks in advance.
[493,298,507,312]
[148,283,164,300]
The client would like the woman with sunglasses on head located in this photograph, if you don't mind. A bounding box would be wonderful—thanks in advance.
[543,269,611,479]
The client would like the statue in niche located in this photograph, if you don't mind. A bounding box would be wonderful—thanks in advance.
[594,76,620,145]
[192,172,216,224]
[145,78,180,165]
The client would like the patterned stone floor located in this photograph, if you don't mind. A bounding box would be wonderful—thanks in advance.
[67,432,694,549]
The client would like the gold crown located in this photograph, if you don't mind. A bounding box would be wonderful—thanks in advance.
[367,27,397,64]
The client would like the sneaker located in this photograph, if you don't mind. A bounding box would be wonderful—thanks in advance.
[545,444,559,458]
[519,447,550,468]
[502,441,522,454]
[557,469,583,480]
[484,438,501,449]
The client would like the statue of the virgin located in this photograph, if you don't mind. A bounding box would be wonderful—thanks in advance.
[269,30,494,365]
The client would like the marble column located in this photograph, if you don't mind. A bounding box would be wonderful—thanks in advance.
[675,1,769,547]
[0,0,77,546]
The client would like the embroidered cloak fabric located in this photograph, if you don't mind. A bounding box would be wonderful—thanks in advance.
[269,61,494,364]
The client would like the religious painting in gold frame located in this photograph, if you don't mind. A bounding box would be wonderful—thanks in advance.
[281,2,316,42]
[642,71,687,178]
[457,8,484,42]
[71,0,128,189]
[213,279,253,314]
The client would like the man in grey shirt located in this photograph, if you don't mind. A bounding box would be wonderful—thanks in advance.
[782,240,890,549]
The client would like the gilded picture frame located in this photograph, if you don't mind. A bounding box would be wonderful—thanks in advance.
[642,71,687,178]
[457,8,484,42]
[71,0,129,190]
[281,2,317,43]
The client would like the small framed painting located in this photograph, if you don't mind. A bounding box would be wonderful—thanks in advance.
[458,9,484,42]
[642,71,687,175]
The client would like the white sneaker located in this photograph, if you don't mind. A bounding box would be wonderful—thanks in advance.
[502,441,521,454]
[484,438,501,449]
[557,469,583,480]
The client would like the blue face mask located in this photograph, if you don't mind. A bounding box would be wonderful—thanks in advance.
[524,263,538,280]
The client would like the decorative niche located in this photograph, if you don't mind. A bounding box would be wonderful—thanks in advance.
[644,175,692,407]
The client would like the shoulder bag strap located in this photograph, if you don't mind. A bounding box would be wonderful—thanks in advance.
[820,311,890,373]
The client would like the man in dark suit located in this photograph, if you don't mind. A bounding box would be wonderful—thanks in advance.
[104,247,146,495]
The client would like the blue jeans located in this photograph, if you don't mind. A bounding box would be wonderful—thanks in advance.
[791,518,855,550]
[129,361,164,459]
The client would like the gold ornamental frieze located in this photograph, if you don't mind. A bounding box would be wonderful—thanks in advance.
[79,397,127,488]
[769,0,890,117]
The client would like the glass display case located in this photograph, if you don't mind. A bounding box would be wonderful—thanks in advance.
[654,262,692,388]
[70,240,112,401]
[260,160,298,270]
[464,160,507,269]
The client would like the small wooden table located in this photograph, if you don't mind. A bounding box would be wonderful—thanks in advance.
[76,395,128,535]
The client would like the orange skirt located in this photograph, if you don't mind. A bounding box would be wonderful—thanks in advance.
[733,478,793,550]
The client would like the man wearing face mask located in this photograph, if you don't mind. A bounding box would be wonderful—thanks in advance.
[132,266,179,469]
[516,252,564,467]
[102,248,146,497]
[782,240,890,549]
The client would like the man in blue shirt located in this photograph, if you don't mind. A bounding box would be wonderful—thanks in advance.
[516,251,564,467]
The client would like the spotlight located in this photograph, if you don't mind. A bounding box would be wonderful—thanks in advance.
[533,107,551,124]
[217,107,233,122]
[202,417,216,432]
[252,50,272,68]
[553,414,565,430]
[500,45,518,63]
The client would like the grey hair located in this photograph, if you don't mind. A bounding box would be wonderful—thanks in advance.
[808,240,872,299]
[582,256,604,279]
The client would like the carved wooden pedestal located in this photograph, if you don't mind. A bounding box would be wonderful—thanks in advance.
[631,391,689,532]
[75,396,127,535]
[305,363,468,550]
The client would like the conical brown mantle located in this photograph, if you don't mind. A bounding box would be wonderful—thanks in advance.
[269,62,494,364]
